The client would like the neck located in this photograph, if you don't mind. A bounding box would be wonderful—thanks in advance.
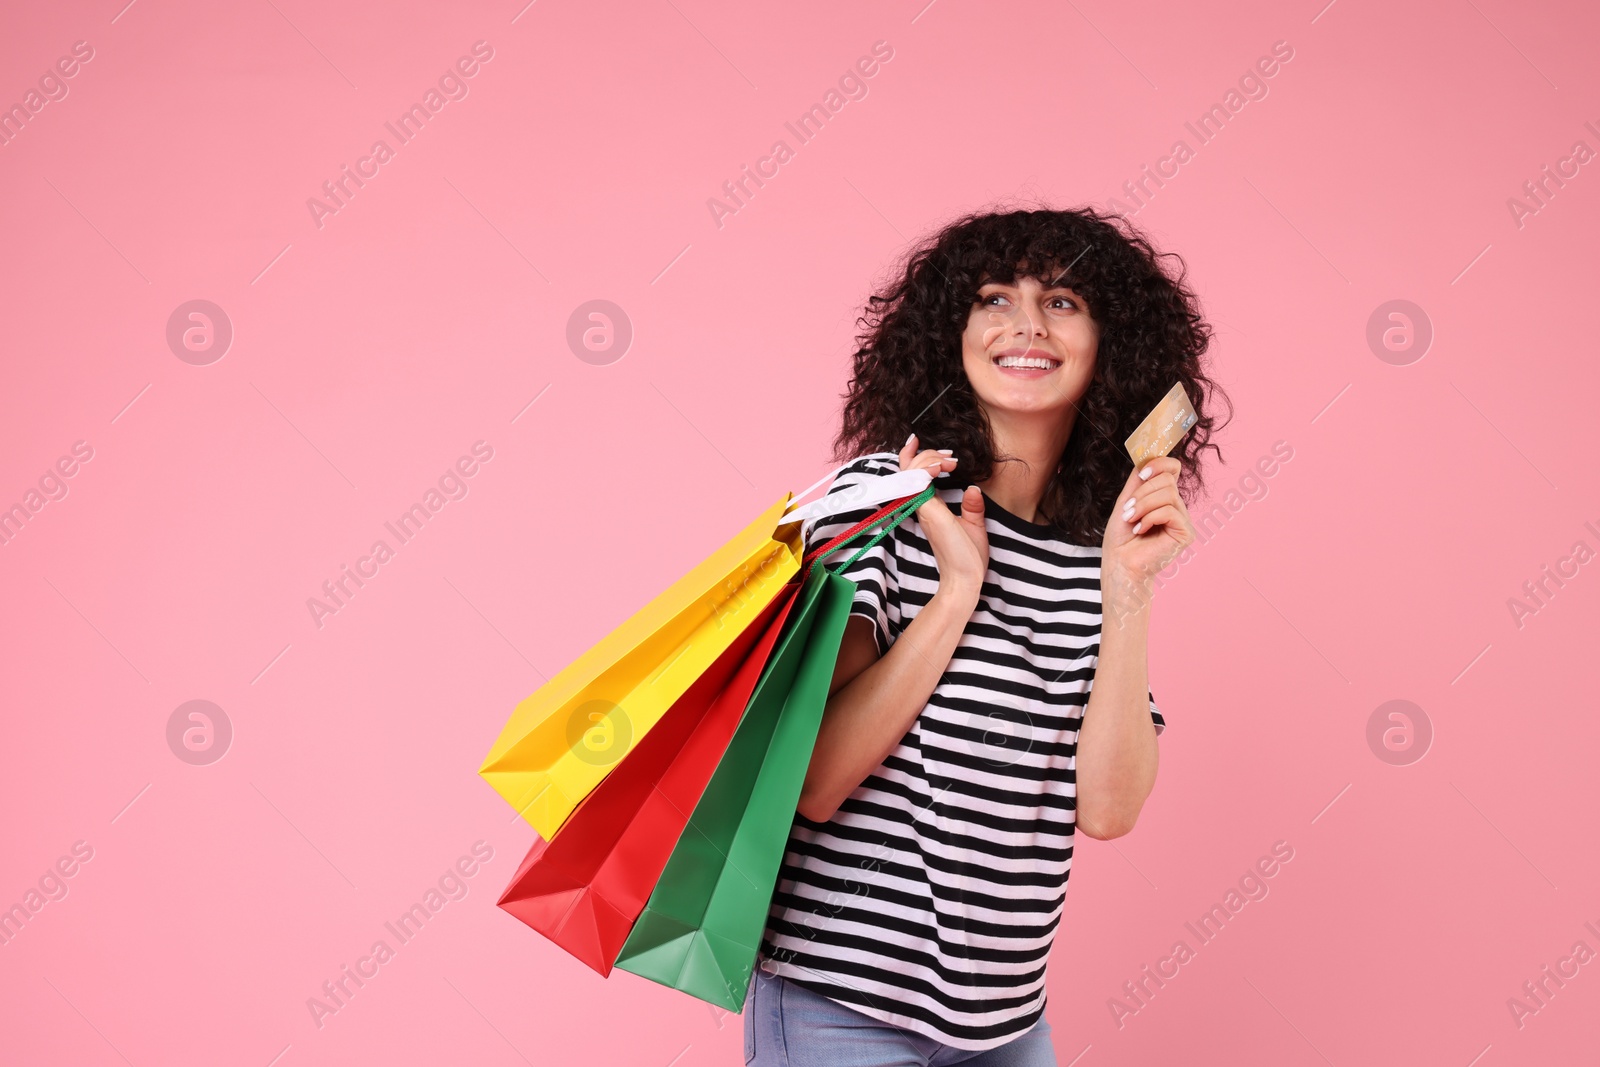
[975,405,1077,524]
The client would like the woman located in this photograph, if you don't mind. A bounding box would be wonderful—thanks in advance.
[744,206,1229,1065]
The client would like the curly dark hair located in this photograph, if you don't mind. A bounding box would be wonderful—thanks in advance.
[832,205,1231,543]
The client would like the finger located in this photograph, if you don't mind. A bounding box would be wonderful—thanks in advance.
[1117,463,1146,497]
[1130,503,1181,537]
[913,449,959,476]
[898,448,957,483]
[1134,469,1179,494]
[960,484,985,526]
[1117,466,1179,517]
[902,438,958,477]
[916,489,953,527]
[1135,455,1182,483]
[1121,485,1179,526]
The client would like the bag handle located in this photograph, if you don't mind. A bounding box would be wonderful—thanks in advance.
[801,495,913,569]
[784,457,861,514]
[800,484,937,582]
[782,453,927,527]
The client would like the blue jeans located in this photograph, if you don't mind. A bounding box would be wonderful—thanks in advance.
[743,966,1058,1066]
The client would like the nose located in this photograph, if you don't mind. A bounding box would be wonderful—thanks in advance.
[1017,308,1046,336]
[987,300,1047,335]
[982,302,1047,349]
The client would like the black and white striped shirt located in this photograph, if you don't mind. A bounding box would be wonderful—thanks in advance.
[759,453,1165,1051]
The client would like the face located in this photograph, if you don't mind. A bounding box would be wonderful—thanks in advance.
[960,272,1099,420]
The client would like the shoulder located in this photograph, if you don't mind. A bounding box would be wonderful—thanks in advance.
[828,452,901,487]
[799,452,904,550]
[811,452,905,516]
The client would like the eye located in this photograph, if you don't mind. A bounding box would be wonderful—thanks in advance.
[1049,296,1078,311]
[981,292,1011,307]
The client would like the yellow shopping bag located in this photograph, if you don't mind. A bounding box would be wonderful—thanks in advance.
[480,495,803,840]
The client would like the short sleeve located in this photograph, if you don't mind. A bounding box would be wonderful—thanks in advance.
[800,455,901,657]
[1149,690,1166,736]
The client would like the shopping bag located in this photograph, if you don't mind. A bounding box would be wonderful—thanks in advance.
[611,485,934,1011]
[496,580,801,975]
[479,495,803,840]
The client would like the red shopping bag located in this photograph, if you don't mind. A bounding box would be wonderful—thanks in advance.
[496,581,801,975]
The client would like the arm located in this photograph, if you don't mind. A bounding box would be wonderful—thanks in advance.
[796,433,990,824]
[797,583,980,823]
[1074,580,1159,839]
[1076,454,1194,840]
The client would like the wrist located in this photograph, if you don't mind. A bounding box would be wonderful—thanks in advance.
[1102,597,1152,635]
[934,575,983,610]
[1101,561,1154,620]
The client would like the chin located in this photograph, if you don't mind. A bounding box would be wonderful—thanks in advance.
[982,379,1083,415]
[999,396,1079,417]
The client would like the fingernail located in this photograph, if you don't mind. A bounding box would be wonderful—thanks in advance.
[906,433,916,448]
[1139,466,1153,480]
[937,449,953,455]
[1132,521,1143,534]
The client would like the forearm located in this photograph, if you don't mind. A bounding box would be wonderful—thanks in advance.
[1076,582,1160,839]
[798,582,979,822]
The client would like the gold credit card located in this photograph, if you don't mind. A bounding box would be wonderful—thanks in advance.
[1124,382,1198,468]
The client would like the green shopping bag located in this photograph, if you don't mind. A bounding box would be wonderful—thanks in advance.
[612,485,934,1011]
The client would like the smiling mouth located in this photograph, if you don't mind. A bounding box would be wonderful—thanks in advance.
[992,351,1062,371]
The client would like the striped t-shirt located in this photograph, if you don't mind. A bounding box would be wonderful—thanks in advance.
[758,453,1166,1051]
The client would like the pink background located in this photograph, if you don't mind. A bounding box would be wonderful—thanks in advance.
[2,0,1596,1064]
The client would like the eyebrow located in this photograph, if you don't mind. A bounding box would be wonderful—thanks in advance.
[978,278,1081,293]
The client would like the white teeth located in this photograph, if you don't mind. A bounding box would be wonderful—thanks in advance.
[996,355,1057,370]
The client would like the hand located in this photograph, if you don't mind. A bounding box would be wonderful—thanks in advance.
[899,433,989,598]
[1100,455,1194,617]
